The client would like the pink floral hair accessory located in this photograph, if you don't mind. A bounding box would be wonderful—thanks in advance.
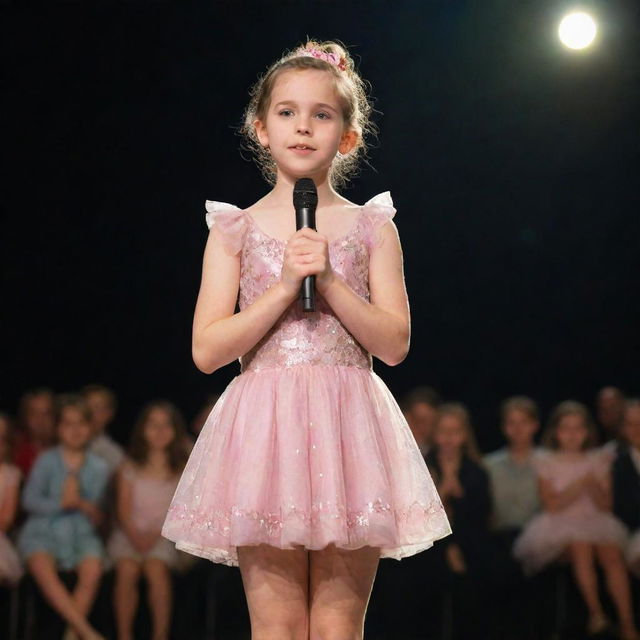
[293,46,347,71]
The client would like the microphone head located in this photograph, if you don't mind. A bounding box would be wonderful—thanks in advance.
[293,178,318,209]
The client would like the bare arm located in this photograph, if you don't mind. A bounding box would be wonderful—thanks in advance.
[585,472,612,511]
[192,227,298,374]
[315,221,410,366]
[0,481,19,532]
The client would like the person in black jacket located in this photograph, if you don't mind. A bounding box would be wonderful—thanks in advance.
[425,403,492,639]
[613,399,640,578]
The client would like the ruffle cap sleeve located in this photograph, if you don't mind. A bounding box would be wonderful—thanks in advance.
[204,200,249,256]
[361,191,397,250]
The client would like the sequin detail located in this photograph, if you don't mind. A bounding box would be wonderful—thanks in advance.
[204,193,397,373]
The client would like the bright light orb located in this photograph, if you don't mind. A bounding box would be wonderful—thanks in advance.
[558,12,597,49]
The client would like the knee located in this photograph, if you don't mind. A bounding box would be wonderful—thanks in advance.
[310,610,362,640]
[252,611,308,640]
[116,560,142,584]
[77,557,103,582]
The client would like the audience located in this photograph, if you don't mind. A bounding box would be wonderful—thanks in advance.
[1,384,639,639]
[513,400,638,639]
[13,387,56,477]
[597,385,627,453]
[82,384,125,477]
[0,412,23,586]
[17,394,108,640]
[613,399,640,578]
[400,386,442,458]
[109,401,188,640]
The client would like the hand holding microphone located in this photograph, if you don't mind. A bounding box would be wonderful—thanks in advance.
[293,178,318,312]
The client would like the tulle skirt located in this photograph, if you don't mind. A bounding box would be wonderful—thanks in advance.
[0,533,23,585]
[513,509,629,575]
[162,364,451,566]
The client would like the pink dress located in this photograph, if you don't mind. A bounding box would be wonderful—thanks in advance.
[513,450,629,574]
[0,463,23,585]
[109,462,180,567]
[161,192,452,567]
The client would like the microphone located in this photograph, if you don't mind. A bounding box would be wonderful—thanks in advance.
[293,178,318,312]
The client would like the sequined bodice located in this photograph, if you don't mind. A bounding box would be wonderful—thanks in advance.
[204,193,397,374]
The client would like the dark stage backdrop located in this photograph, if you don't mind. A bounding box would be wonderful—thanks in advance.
[3,1,639,451]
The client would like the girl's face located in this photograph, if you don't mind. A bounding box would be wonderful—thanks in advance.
[434,414,467,452]
[143,407,175,452]
[58,407,92,450]
[622,406,640,450]
[254,69,357,184]
[555,413,589,452]
[503,409,538,448]
[85,391,115,435]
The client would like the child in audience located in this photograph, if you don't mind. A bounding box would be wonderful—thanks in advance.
[513,400,638,639]
[18,393,108,640]
[108,400,188,640]
[400,385,442,457]
[612,399,640,577]
[0,412,23,586]
[82,384,124,476]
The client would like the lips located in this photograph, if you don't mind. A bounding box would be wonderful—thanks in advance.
[289,144,316,150]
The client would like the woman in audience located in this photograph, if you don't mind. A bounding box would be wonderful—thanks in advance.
[612,399,640,577]
[0,412,23,586]
[18,393,108,640]
[108,400,188,640]
[514,400,638,639]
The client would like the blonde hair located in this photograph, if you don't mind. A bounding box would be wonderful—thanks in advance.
[240,39,376,189]
[542,400,598,450]
[500,395,539,423]
[435,402,482,462]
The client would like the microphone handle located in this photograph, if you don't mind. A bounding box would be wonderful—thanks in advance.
[296,206,316,312]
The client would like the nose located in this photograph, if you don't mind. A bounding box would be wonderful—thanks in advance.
[296,116,311,135]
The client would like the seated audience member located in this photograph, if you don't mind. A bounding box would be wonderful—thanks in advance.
[484,396,546,536]
[82,384,124,476]
[596,386,626,454]
[13,387,56,477]
[109,400,188,640]
[513,400,638,639]
[612,399,640,578]
[0,412,23,586]
[400,385,442,458]
[18,394,108,640]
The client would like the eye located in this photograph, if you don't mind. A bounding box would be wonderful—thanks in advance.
[315,112,331,120]
[278,109,294,117]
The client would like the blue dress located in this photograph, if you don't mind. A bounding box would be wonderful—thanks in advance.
[17,446,109,570]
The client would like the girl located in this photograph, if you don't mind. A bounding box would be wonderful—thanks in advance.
[513,400,638,639]
[108,400,187,640]
[0,412,23,586]
[162,39,451,639]
[18,393,108,640]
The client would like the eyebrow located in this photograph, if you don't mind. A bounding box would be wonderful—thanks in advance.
[273,101,339,113]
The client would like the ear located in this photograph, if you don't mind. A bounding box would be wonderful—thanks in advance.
[338,129,358,155]
[254,118,269,148]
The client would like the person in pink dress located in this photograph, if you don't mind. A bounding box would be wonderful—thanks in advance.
[0,412,23,586]
[513,400,638,639]
[161,38,451,638]
[108,400,188,640]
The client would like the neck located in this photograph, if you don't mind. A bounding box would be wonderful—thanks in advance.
[508,443,532,459]
[268,170,342,209]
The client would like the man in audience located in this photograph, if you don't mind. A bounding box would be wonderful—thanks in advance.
[400,385,441,458]
[596,386,626,451]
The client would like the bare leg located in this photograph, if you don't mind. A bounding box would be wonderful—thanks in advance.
[27,552,103,640]
[114,558,142,640]
[142,558,172,640]
[309,543,380,640]
[568,542,606,631]
[237,543,309,640]
[72,556,103,616]
[596,544,639,639]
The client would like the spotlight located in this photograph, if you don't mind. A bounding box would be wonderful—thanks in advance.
[558,11,597,49]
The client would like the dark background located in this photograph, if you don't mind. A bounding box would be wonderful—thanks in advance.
[3,0,639,451]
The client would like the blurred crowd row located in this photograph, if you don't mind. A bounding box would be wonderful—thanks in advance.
[0,384,638,639]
